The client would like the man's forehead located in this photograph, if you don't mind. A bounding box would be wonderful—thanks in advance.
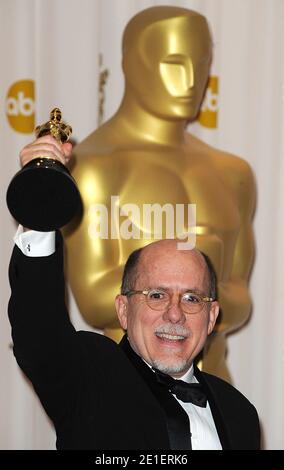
[134,244,208,291]
[139,240,205,270]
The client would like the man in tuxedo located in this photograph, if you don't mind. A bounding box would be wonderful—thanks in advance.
[8,136,260,449]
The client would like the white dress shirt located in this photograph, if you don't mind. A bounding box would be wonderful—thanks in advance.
[175,365,222,449]
[144,360,222,450]
[14,226,222,450]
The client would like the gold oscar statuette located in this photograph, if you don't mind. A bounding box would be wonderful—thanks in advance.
[7,108,82,231]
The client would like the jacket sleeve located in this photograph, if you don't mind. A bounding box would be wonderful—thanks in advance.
[8,230,82,426]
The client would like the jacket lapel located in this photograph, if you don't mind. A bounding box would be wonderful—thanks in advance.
[194,365,231,449]
[120,335,192,450]
[119,335,231,450]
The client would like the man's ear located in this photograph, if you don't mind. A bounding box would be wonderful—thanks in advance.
[115,294,128,330]
[207,301,219,335]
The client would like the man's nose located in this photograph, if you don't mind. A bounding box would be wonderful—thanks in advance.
[162,296,186,323]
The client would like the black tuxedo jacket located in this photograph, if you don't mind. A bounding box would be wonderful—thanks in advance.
[8,232,260,450]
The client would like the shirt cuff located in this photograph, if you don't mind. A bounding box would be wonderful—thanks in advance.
[14,225,56,257]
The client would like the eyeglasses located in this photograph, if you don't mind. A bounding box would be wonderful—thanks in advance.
[123,288,214,314]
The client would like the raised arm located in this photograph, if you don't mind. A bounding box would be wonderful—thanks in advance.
[8,137,82,426]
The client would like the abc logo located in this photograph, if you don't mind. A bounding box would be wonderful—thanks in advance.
[198,76,218,129]
[6,80,35,133]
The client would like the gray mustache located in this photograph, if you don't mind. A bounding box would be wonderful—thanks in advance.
[155,324,190,337]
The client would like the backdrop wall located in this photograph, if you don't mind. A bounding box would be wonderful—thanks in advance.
[1,0,283,449]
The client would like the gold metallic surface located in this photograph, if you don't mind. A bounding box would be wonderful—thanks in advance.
[35,108,72,143]
[64,7,255,382]
[98,54,109,126]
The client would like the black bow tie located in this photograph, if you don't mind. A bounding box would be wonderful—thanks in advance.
[153,368,207,407]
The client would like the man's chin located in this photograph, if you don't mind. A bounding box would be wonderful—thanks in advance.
[151,358,189,376]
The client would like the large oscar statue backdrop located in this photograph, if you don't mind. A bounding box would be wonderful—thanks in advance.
[64,6,255,382]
